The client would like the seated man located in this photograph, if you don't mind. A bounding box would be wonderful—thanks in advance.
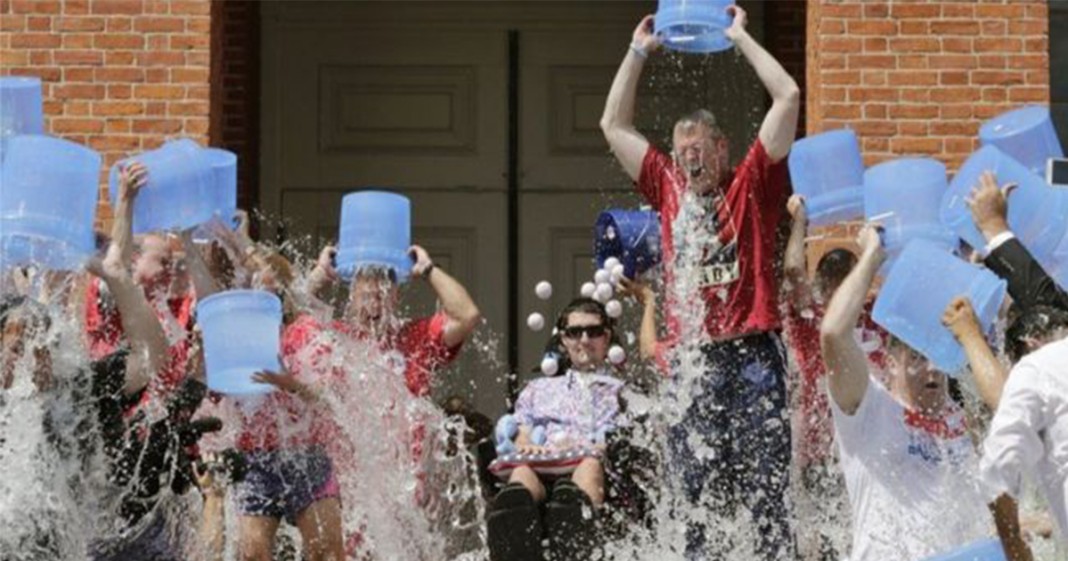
[818,224,1008,561]
[487,298,624,561]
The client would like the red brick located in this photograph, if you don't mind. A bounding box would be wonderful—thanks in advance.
[899,21,929,35]
[53,84,106,100]
[825,71,860,85]
[92,101,144,116]
[88,135,141,152]
[52,117,104,133]
[930,122,976,136]
[132,118,183,134]
[1008,54,1049,70]
[91,0,144,15]
[941,105,973,119]
[62,33,93,49]
[900,89,930,103]
[942,37,972,53]
[145,101,165,115]
[170,1,209,15]
[863,71,886,86]
[10,0,60,14]
[0,14,26,31]
[824,104,862,120]
[930,21,979,35]
[863,38,887,53]
[887,71,938,87]
[821,19,845,35]
[145,68,168,83]
[56,16,105,31]
[890,4,941,18]
[11,32,60,48]
[971,71,1026,86]
[108,84,131,99]
[106,16,132,31]
[65,0,89,14]
[852,120,897,136]
[138,51,183,66]
[135,84,184,99]
[29,50,52,65]
[168,101,209,116]
[890,137,942,155]
[171,67,208,82]
[889,105,939,119]
[94,67,144,82]
[929,55,978,70]
[863,3,888,18]
[975,4,1027,19]
[1008,87,1049,103]
[847,20,896,35]
[898,122,928,136]
[1023,38,1047,52]
[133,16,184,32]
[64,100,91,116]
[822,37,862,53]
[26,15,51,31]
[942,4,974,18]
[63,67,95,81]
[94,33,144,49]
[930,88,982,103]
[978,55,1007,69]
[945,137,978,156]
[940,71,969,86]
[847,54,895,69]
[975,38,1023,53]
[822,4,861,18]
[169,34,208,50]
[981,21,1007,36]
[54,50,103,65]
[898,55,928,70]
[849,87,897,103]
[889,38,941,53]
[864,104,887,119]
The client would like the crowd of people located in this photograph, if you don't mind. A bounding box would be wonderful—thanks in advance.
[2,6,1067,561]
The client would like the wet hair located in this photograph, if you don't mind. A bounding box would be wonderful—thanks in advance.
[1005,305,1068,362]
[0,295,51,335]
[674,109,727,143]
[815,248,857,286]
[534,298,620,375]
[353,265,399,285]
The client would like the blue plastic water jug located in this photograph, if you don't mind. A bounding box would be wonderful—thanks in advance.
[197,290,282,396]
[594,210,662,279]
[873,239,1007,375]
[979,106,1063,176]
[336,191,412,283]
[943,144,1068,260]
[0,135,101,270]
[921,538,1007,561]
[0,76,44,161]
[788,129,865,226]
[108,138,215,233]
[864,157,956,266]
[654,0,735,53]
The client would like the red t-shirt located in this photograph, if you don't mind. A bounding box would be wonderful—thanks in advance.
[782,300,888,467]
[84,278,195,399]
[234,313,461,452]
[638,140,790,340]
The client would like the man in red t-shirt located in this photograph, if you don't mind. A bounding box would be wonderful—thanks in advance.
[601,6,800,560]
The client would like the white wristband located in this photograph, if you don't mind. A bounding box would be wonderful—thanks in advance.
[629,42,648,59]
[984,231,1016,257]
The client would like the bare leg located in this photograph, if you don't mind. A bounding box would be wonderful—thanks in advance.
[238,515,281,561]
[507,465,547,503]
[571,457,605,506]
[295,497,345,561]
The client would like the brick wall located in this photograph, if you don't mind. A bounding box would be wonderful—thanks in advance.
[0,0,213,227]
[803,0,1050,263]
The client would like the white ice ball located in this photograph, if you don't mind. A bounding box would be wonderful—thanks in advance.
[535,281,553,300]
[527,312,545,332]
[608,345,626,365]
[606,299,623,318]
[580,282,596,298]
[611,263,626,278]
[593,269,611,285]
[604,257,621,271]
[593,283,613,303]
[540,356,559,376]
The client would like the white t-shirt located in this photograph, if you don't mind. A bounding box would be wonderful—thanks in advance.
[981,337,1068,542]
[831,380,990,561]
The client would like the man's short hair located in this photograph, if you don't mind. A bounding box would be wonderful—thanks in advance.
[815,248,858,284]
[674,109,726,142]
[1005,305,1068,362]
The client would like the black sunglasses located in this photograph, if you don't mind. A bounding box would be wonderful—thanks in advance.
[561,324,607,340]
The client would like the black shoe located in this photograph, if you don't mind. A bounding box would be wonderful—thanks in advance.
[545,480,599,561]
[487,483,544,561]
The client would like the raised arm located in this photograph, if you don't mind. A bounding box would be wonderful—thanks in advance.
[725,6,800,163]
[599,15,658,181]
[942,296,1008,409]
[110,162,146,268]
[410,245,481,349]
[820,225,883,415]
[783,195,814,309]
[619,278,659,361]
[970,171,1068,312]
[179,230,221,300]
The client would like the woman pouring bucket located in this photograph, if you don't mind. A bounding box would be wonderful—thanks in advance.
[196,190,481,561]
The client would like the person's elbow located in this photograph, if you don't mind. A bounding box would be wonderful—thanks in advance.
[454,303,482,338]
[776,81,801,107]
[819,315,852,347]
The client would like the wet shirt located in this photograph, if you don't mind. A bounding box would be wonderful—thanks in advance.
[831,381,989,561]
[637,139,790,340]
[234,313,461,452]
[782,301,887,467]
[513,369,623,449]
[980,337,1068,541]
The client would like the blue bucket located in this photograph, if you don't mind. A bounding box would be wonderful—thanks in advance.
[979,106,1063,176]
[197,290,282,396]
[108,138,215,233]
[873,239,1007,375]
[654,0,734,54]
[0,76,44,161]
[203,147,237,225]
[0,135,101,270]
[788,129,865,226]
[864,158,956,266]
[921,538,1007,561]
[943,144,1068,259]
[336,190,412,283]
[594,209,662,279]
